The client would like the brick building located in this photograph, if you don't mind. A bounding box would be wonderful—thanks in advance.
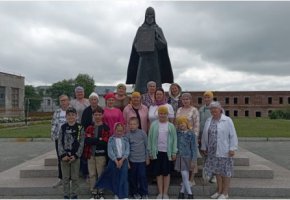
[0,72,25,117]
[189,91,290,118]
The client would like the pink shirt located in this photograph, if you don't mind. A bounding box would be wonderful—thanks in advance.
[158,122,169,152]
[103,107,125,136]
[123,104,149,133]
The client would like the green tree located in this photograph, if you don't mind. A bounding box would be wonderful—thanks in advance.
[48,79,75,101]
[74,74,95,98]
[25,85,42,112]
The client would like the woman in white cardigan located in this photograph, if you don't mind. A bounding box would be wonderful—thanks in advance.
[201,101,238,199]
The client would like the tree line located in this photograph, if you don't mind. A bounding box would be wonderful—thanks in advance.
[25,73,95,112]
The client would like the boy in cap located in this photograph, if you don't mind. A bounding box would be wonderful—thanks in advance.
[58,107,85,199]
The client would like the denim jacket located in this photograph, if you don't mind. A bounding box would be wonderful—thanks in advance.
[177,130,197,161]
[107,135,130,161]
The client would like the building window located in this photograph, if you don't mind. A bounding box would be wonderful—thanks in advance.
[234,110,238,117]
[0,87,5,108]
[245,110,249,117]
[268,97,272,104]
[47,99,51,106]
[245,97,249,104]
[198,97,202,105]
[234,97,238,104]
[225,97,229,104]
[256,111,261,117]
[279,97,283,104]
[268,110,272,116]
[11,88,19,108]
[225,110,230,116]
[288,97,290,104]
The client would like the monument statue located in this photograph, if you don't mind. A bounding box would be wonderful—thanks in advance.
[126,7,174,94]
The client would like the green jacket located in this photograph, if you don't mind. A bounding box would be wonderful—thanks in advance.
[147,120,178,160]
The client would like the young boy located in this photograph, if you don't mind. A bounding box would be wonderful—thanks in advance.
[126,117,149,199]
[58,107,85,199]
[83,107,110,199]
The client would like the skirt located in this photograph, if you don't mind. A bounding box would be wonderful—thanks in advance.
[152,152,172,176]
[174,156,191,172]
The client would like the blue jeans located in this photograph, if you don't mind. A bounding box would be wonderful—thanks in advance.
[129,161,148,196]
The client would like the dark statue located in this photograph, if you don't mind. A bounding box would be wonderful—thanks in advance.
[126,7,174,94]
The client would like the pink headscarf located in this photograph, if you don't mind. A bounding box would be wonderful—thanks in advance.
[113,122,125,138]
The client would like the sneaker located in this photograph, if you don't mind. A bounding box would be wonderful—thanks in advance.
[98,192,105,199]
[178,192,184,199]
[217,194,229,199]
[187,194,194,199]
[52,179,62,188]
[71,195,78,199]
[114,195,119,199]
[64,196,70,199]
[163,194,169,199]
[141,195,148,199]
[190,179,196,186]
[209,176,217,183]
[156,194,162,199]
[210,192,221,199]
[133,194,141,199]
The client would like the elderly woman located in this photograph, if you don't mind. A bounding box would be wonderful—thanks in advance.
[167,83,183,116]
[199,91,214,142]
[81,92,102,130]
[123,92,149,133]
[148,88,174,124]
[70,86,90,123]
[201,101,238,199]
[114,83,130,111]
[176,92,200,185]
[103,92,125,136]
[141,81,157,108]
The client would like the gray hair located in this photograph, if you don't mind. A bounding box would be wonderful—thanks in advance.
[147,81,156,88]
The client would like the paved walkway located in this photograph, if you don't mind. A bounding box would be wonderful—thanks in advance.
[0,141,54,172]
[239,141,290,171]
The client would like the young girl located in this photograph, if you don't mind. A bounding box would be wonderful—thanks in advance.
[175,116,197,199]
[95,122,129,199]
[148,105,177,199]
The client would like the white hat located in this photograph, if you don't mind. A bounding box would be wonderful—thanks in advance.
[89,92,99,99]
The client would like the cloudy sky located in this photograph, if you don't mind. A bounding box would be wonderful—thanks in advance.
[0,1,290,91]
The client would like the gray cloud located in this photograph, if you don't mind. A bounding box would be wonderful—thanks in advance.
[0,1,290,91]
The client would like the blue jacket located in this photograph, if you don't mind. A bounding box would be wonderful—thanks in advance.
[177,130,197,161]
[107,136,130,161]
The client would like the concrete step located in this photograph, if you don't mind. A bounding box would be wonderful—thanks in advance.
[2,147,290,198]
[45,152,250,166]
[0,177,289,198]
[20,163,273,179]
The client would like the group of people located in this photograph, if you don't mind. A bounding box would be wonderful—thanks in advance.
[51,81,238,199]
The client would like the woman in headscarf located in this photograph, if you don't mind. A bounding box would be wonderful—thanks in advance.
[148,88,174,124]
[167,83,183,117]
[123,91,149,133]
[114,83,130,112]
[103,93,125,136]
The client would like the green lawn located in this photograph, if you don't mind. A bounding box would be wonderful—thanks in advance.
[0,118,290,138]
[233,117,290,137]
[0,123,50,138]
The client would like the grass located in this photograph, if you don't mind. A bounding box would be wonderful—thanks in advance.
[0,123,50,138]
[0,118,289,138]
[233,117,290,137]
